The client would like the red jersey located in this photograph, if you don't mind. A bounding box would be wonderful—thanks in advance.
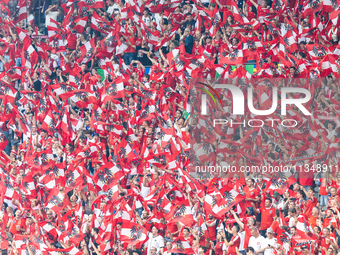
[320,236,336,255]
[299,170,314,186]
[215,241,224,255]
[287,189,298,198]
[244,186,260,208]
[125,37,136,53]
[24,223,36,235]
[207,219,217,241]
[320,178,336,195]
[204,43,215,55]
[133,68,144,81]
[227,235,240,255]
[259,206,276,230]
[304,197,317,218]
[172,13,183,23]
[9,218,26,235]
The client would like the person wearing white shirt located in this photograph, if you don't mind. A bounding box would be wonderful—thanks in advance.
[163,241,173,255]
[259,228,278,255]
[248,227,265,255]
[142,10,151,27]
[238,231,246,254]
[147,226,164,255]
[288,207,297,227]
[141,183,151,198]
[45,4,60,28]
[107,0,115,15]
[325,121,337,142]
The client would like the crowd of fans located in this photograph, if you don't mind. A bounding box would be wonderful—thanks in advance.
[0,0,340,254]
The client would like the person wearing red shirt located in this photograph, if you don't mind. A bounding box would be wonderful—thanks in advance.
[299,160,315,190]
[199,35,216,58]
[24,216,37,235]
[211,232,225,255]
[320,228,336,255]
[205,214,217,242]
[181,227,194,246]
[317,175,333,211]
[295,190,306,211]
[302,187,317,218]
[243,178,260,216]
[121,34,136,65]
[327,187,340,208]
[309,207,319,229]
[9,210,26,235]
[170,7,184,29]
[147,171,162,190]
[223,225,241,255]
[130,60,145,82]
[254,198,276,237]
[286,183,301,199]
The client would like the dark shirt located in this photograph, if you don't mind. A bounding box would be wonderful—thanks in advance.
[80,70,89,76]
[136,46,152,66]
[50,72,66,84]
[184,34,194,54]
[183,19,196,29]
[92,238,99,255]
[33,79,41,91]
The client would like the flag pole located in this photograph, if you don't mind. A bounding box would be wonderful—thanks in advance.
[39,0,42,31]
[26,0,28,27]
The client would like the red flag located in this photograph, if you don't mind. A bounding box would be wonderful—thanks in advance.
[306,44,329,59]
[45,187,67,214]
[21,40,39,69]
[220,49,245,65]
[0,133,8,151]
[77,0,104,9]
[79,38,96,63]
[169,237,194,254]
[72,16,88,33]
[120,220,148,245]
[45,246,83,255]
[90,12,113,34]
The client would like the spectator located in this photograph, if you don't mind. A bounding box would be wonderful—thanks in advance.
[254,198,276,237]
[8,210,25,235]
[243,178,260,216]
[248,227,265,255]
[259,228,277,255]
[147,226,165,255]
[183,28,194,55]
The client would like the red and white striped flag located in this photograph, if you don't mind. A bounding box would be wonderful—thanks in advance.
[77,0,104,9]
[120,220,148,245]
[80,38,96,63]
[21,40,39,69]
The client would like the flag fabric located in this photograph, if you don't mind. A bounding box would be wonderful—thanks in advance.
[21,40,39,69]
[78,0,104,9]
[168,237,194,254]
[79,38,96,63]
[91,12,113,34]
[120,221,148,245]
[220,49,245,65]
